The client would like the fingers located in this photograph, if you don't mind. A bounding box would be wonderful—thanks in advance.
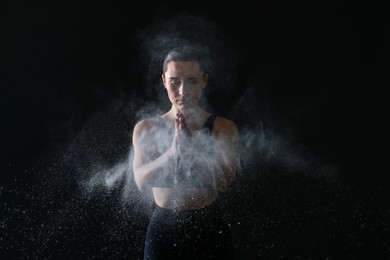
[175,113,185,131]
[176,113,190,136]
[174,113,192,159]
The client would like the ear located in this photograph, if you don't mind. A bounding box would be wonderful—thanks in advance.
[162,74,168,89]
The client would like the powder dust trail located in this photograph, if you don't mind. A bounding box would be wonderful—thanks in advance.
[60,13,344,259]
[1,81,345,259]
[2,9,386,260]
[2,12,362,260]
[80,157,129,193]
[0,87,157,259]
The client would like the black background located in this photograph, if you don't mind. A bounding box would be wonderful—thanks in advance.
[1,0,388,259]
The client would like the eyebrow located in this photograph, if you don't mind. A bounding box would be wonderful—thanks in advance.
[168,77,199,80]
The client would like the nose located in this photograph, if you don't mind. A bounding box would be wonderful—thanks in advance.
[178,82,187,96]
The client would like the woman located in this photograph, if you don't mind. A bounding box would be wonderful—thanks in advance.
[132,46,239,259]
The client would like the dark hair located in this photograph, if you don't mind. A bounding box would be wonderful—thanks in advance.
[162,46,209,75]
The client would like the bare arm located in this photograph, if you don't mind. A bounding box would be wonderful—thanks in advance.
[132,120,175,192]
[213,118,239,192]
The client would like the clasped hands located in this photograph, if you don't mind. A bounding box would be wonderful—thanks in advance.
[172,113,192,161]
[170,113,215,185]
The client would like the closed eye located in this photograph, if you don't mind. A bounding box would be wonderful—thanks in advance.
[169,79,181,86]
[188,79,198,84]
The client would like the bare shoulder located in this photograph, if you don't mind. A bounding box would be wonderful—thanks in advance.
[132,117,160,142]
[134,117,157,130]
[213,116,239,137]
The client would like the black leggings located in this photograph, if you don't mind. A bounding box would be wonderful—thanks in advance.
[144,201,234,260]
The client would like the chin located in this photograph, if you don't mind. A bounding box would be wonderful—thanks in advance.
[175,102,196,113]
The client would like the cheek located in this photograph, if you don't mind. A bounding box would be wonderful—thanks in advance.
[168,87,178,97]
[193,87,204,98]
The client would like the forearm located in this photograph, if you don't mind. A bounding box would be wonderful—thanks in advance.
[133,147,175,191]
[185,153,231,191]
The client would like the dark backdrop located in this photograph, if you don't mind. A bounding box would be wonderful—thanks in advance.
[1,1,387,259]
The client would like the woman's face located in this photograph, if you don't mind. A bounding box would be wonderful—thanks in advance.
[162,61,208,113]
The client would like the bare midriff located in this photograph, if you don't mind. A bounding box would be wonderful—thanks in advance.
[152,187,218,210]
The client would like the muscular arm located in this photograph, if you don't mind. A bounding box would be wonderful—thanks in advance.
[132,120,175,192]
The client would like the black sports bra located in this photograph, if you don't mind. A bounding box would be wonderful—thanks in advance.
[200,113,217,135]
